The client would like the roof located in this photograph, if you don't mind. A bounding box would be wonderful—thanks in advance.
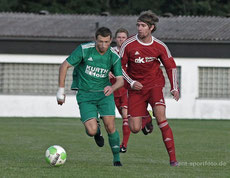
[0,12,230,42]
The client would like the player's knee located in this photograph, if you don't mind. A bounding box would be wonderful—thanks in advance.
[104,124,115,134]
[129,116,141,133]
[129,125,141,134]
[86,126,98,136]
[130,128,140,134]
[121,108,128,118]
[122,114,128,119]
[86,129,97,136]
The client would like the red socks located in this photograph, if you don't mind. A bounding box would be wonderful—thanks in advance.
[121,118,130,148]
[158,120,177,162]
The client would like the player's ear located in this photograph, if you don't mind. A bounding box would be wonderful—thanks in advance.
[150,24,155,32]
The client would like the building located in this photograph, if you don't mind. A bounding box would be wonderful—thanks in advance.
[0,12,230,119]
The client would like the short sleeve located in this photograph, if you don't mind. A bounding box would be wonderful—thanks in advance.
[66,45,83,67]
[112,57,122,77]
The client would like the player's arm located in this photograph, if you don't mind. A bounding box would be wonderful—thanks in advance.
[108,71,115,79]
[104,76,124,96]
[104,55,124,96]
[112,76,124,91]
[120,44,143,90]
[122,69,143,90]
[57,45,83,104]
[57,60,72,105]
[166,64,179,101]
[160,48,179,101]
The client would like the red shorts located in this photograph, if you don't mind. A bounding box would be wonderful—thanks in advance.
[128,87,165,117]
[114,92,128,115]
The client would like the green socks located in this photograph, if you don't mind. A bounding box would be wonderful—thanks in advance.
[108,130,120,162]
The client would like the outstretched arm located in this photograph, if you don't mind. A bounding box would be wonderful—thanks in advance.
[57,60,72,105]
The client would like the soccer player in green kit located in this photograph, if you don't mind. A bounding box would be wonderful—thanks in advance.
[56,27,124,166]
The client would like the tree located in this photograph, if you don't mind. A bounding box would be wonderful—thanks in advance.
[0,0,229,16]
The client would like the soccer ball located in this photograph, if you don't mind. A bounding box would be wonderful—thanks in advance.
[45,145,67,166]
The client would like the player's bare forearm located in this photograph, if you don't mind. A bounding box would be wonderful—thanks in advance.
[58,60,71,87]
[111,76,124,91]
[57,60,71,105]
[104,76,124,96]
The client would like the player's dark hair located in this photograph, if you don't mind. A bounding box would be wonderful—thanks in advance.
[115,28,129,38]
[95,27,112,39]
[137,10,159,33]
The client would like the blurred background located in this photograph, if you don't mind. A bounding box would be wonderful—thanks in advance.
[0,0,229,16]
[0,0,230,119]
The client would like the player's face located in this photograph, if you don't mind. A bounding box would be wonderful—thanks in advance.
[136,21,154,39]
[96,35,112,54]
[115,32,128,48]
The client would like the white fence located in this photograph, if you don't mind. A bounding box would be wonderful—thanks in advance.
[0,54,230,119]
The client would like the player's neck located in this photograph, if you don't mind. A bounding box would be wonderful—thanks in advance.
[97,50,106,55]
[96,46,108,55]
[137,35,152,44]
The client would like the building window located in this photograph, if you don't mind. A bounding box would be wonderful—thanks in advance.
[0,63,74,95]
[0,63,181,97]
[199,67,230,98]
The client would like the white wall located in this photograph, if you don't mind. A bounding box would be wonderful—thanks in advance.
[0,54,230,119]
[169,58,230,119]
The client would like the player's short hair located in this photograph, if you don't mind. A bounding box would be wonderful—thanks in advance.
[115,28,129,38]
[137,10,159,33]
[95,27,112,39]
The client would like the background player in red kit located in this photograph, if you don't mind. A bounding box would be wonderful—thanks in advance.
[109,28,130,153]
[110,28,153,153]
[120,11,180,166]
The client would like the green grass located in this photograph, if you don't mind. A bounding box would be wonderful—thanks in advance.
[0,117,229,178]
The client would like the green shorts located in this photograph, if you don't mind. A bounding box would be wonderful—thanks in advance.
[76,90,115,123]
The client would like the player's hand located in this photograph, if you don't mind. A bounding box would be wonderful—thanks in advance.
[131,81,143,90]
[171,90,180,101]
[56,88,66,105]
[104,86,113,96]
[108,72,115,79]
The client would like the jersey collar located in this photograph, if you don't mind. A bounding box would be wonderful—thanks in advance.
[136,34,154,46]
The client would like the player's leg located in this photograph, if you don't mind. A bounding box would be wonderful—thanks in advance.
[154,106,178,166]
[118,93,130,153]
[150,87,178,166]
[102,116,122,166]
[128,91,147,133]
[120,106,129,153]
[99,94,122,166]
[141,109,154,135]
[77,91,104,147]
[128,116,142,133]
[84,118,99,136]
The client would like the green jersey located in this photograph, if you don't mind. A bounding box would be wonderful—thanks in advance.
[67,42,122,91]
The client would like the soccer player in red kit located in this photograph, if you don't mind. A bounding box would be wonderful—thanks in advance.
[110,28,153,153]
[120,11,179,166]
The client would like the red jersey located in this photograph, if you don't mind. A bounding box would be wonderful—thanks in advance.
[120,35,178,92]
[110,46,128,97]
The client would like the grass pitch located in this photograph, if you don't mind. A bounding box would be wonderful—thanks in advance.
[0,117,229,178]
